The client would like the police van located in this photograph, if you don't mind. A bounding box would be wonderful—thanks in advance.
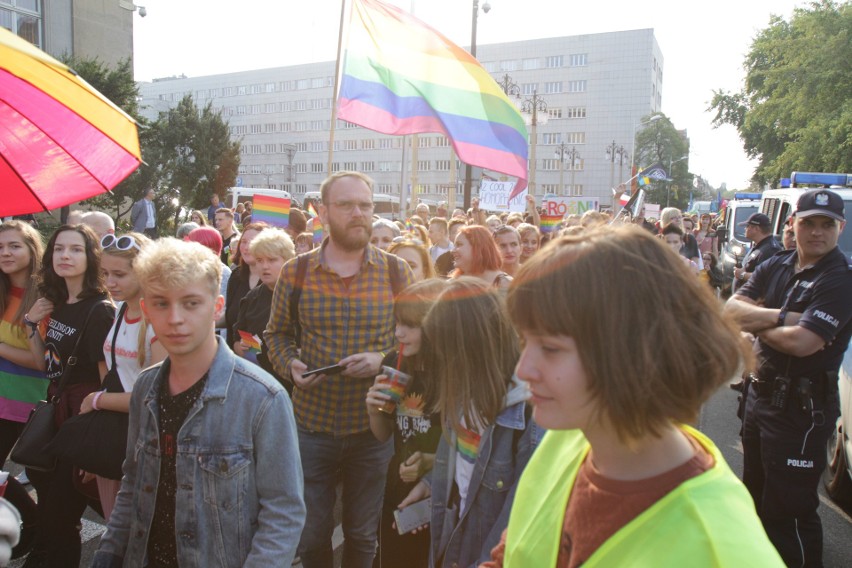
[759,172,852,260]
[716,193,762,292]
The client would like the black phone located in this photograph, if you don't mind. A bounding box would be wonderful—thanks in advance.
[303,364,344,378]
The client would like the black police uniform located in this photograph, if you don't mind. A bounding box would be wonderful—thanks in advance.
[737,246,852,567]
[733,233,782,293]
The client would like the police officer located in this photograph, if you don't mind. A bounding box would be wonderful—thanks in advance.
[733,212,782,292]
[725,189,852,567]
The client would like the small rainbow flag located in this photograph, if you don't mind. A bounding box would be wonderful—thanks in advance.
[456,425,481,464]
[251,194,290,229]
[238,330,262,363]
[338,0,529,200]
[540,215,562,234]
[308,217,324,244]
[306,202,318,218]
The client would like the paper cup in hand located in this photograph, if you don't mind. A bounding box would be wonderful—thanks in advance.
[378,366,412,415]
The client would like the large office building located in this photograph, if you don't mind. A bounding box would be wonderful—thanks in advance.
[3,0,134,67]
[139,28,666,208]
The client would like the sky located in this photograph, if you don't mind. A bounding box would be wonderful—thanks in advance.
[130,0,809,190]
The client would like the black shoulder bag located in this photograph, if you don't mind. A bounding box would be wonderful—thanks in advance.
[44,303,131,480]
[11,300,109,472]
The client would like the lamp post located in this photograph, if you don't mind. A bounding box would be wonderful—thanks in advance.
[667,155,689,207]
[520,91,548,196]
[555,143,579,196]
[496,73,521,98]
[629,114,663,182]
[462,0,491,211]
[605,141,626,207]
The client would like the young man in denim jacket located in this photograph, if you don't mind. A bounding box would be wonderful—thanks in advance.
[91,238,305,568]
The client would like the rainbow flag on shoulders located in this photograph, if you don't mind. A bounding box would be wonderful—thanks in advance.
[251,194,290,229]
[338,0,529,200]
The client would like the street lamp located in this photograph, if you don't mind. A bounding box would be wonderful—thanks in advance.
[462,0,491,211]
[496,74,521,99]
[605,141,627,206]
[629,114,663,180]
[520,91,548,196]
[555,143,580,196]
[666,155,689,207]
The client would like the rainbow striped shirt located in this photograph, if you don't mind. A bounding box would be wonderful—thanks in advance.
[0,288,48,422]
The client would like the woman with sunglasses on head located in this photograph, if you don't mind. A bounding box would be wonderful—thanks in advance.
[79,233,166,521]
[24,224,115,568]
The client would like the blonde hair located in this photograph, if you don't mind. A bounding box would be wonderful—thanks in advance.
[508,225,749,443]
[134,238,222,297]
[423,277,519,436]
[102,232,152,366]
[0,221,44,324]
[249,228,296,261]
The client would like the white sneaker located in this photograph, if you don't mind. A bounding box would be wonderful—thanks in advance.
[15,471,30,485]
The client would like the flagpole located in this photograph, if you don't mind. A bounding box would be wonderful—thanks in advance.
[328,0,348,174]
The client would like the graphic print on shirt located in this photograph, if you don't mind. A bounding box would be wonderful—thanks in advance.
[457,425,482,464]
[395,392,432,444]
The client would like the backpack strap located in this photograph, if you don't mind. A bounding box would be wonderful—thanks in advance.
[289,254,309,349]
[388,254,402,298]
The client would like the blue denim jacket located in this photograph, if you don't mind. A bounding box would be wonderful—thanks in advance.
[92,338,305,568]
[428,400,544,568]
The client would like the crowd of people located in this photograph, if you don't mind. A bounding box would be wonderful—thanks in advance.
[0,170,847,568]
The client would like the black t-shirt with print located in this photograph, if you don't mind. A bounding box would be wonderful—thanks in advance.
[43,294,114,385]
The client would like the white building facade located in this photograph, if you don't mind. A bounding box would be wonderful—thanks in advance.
[139,28,664,208]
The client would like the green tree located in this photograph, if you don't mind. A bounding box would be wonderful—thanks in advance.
[709,0,852,186]
[58,56,146,220]
[141,96,240,231]
[633,113,692,209]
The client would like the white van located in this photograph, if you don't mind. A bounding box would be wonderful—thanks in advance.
[226,187,293,209]
[759,172,852,259]
[716,193,762,291]
[299,191,401,221]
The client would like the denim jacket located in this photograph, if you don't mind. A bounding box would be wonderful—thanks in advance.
[92,338,306,568]
[428,393,544,568]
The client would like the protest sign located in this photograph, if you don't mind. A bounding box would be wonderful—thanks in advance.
[479,180,526,213]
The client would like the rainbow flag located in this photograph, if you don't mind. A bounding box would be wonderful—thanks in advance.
[338,0,529,200]
[308,217,324,244]
[238,330,262,364]
[252,194,290,228]
[456,425,481,464]
[540,215,562,234]
[306,202,318,218]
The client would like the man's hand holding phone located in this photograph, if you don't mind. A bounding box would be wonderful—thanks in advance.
[291,359,337,390]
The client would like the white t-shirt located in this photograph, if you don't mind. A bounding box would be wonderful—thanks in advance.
[103,302,157,392]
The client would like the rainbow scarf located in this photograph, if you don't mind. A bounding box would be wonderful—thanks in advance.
[251,194,290,228]
[338,0,529,200]
[457,424,482,464]
[539,215,562,234]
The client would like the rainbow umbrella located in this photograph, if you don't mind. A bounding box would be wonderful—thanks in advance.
[0,28,141,216]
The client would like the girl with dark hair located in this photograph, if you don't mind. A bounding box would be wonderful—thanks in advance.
[366,279,446,568]
[451,225,511,290]
[397,277,541,567]
[24,224,115,567]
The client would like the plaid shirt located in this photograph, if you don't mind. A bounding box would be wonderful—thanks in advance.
[265,242,414,435]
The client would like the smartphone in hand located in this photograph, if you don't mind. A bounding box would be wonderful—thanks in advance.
[393,498,431,535]
[302,364,344,378]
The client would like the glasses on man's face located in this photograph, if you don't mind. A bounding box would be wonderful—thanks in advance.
[100,234,141,251]
[332,201,374,214]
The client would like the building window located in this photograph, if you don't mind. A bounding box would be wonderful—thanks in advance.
[434,137,450,148]
[567,132,586,144]
[264,103,276,113]
[567,80,587,93]
[544,82,563,94]
[344,140,358,150]
[379,138,395,149]
[361,161,375,172]
[378,184,395,194]
[311,163,325,173]
[547,108,563,119]
[295,100,307,111]
[565,107,587,119]
[236,105,246,115]
[223,86,236,97]
[521,83,537,96]
[238,165,248,174]
[250,124,262,134]
[295,184,308,193]
[310,120,327,130]
[542,133,562,145]
[541,184,559,194]
[542,159,560,171]
[280,81,294,92]
[379,161,399,172]
[436,160,451,170]
[483,61,499,73]
[343,161,358,170]
[311,141,327,152]
[265,82,276,93]
[362,139,375,150]
[500,60,517,72]
[296,79,309,89]
[570,184,583,196]
[417,161,431,171]
[295,164,308,173]
[279,122,291,132]
[546,55,564,68]
[264,123,276,133]
[418,137,432,148]
[265,144,276,153]
[282,101,294,111]
[251,165,262,174]
[521,58,539,70]
[295,142,308,151]
[238,86,247,95]
[570,53,588,67]
[311,78,325,88]
[295,121,308,131]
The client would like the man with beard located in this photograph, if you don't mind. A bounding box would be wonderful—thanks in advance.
[266,171,414,568]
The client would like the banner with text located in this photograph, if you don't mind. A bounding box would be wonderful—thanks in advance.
[479,180,527,213]
[542,196,600,218]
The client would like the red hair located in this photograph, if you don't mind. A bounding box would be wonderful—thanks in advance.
[455,225,502,275]
[185,226,223,255]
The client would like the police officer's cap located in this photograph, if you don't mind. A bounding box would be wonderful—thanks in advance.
[796,189,845,222]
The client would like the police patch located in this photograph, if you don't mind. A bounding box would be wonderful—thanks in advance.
[815,193,829,206]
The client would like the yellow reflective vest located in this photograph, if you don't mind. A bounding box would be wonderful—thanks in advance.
[503,426,784,567]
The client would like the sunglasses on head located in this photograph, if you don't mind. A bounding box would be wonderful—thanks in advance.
[100,234,141,251]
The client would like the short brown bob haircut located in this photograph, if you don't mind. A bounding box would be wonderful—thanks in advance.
[507,225,749,443]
